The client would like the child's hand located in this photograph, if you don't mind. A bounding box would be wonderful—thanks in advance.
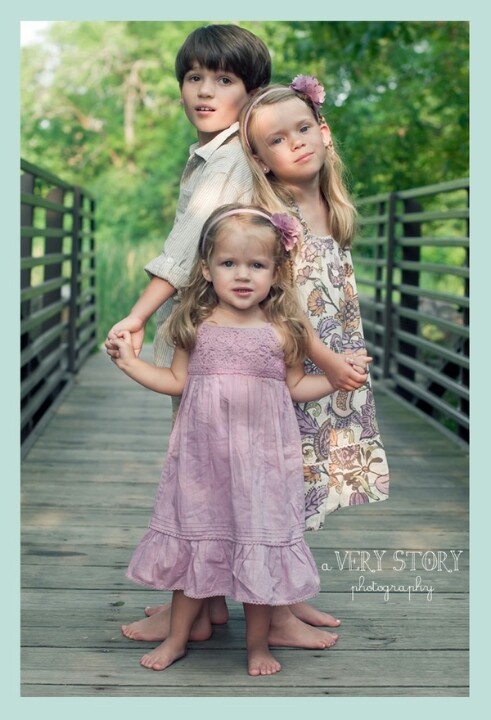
[105,315,145,359]
[343,348,373,375]
[110,331,137,369]
[323,351,369,391]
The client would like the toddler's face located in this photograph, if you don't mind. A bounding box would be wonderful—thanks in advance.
[201,221,277,315]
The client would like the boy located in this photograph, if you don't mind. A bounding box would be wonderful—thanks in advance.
[106,24,270,367]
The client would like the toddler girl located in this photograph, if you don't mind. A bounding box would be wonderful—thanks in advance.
[112,204,337,675]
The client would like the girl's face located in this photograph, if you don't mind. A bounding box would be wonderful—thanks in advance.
[180,65,250,146]
[202,220,277,317]
[251,97,331,186]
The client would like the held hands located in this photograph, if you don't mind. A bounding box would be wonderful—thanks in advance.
[108,331,137,369]
[325,349,373,392]
[105,315,145,359]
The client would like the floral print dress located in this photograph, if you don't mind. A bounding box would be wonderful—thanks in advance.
[292,209,390,530]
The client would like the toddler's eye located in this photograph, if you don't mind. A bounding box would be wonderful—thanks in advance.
[222,260,234,267]
[252,262,264,269]
[219,76,232,85]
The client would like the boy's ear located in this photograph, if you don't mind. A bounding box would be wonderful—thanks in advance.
[201,260,212,282]
[253,154,270,175]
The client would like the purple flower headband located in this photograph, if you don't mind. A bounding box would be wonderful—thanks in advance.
[289,75,326,109]
[201,208,302,253]
[243,75,326,150]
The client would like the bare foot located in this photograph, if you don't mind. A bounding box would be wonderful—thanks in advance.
[144,596,229,625]
[248,645,281,676]
[122,605,212,642]
[290,601,341,628]
[140,638,187,671]
[268,611,338,649]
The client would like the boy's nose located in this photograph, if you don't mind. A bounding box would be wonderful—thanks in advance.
[198,79,215,97]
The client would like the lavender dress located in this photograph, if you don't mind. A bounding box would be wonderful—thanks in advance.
[126,323,320,606]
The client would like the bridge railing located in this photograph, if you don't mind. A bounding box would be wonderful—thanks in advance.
[19,161,469,450]
[21,159,97,454]
[353,178,469,445]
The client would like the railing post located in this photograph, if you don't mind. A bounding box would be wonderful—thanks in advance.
[460,186,470,442]
[68,187,81,373]
[43,187,65,360]
[396,197,421,399]
[382,192,396,378]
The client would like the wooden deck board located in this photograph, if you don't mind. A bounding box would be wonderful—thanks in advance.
[20,347,469,697]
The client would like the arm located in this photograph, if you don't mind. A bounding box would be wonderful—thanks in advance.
[112,331,188,396]
[306,330,372,392]
[286,363,335,403]
[105,276,176,358]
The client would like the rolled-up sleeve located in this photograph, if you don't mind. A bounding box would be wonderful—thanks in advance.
[145,141,252,289]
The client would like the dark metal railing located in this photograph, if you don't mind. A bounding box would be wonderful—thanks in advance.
[21,159,97,454]
[353,178,469,445]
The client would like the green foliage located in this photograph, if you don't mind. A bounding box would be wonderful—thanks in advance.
[20,20,469,341]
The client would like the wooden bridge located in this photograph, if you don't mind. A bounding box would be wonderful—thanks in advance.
[21,345,469,697]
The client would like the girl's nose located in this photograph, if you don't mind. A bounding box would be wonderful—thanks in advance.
[291,133,306,149]
[235,265,251,279]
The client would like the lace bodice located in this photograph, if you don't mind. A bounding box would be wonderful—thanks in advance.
[188,323,286,380]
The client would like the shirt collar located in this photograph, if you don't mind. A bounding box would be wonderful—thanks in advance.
[190,122,239,161]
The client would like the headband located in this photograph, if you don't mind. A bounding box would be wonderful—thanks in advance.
[243,74,326,150]
[201,208,302,253]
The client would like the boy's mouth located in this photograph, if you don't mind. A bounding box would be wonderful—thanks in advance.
[195,105,215,112]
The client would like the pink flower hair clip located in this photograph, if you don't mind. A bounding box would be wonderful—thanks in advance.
[271,213,302,252]
[289,75,326,110]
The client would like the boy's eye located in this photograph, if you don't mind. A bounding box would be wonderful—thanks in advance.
[218,76,232,85]
[300,124,311,134]
[187,74,201,82]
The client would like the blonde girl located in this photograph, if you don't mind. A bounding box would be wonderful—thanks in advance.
[240,77,390,529]
[112,203,338,675]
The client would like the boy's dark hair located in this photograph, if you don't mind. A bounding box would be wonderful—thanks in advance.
[175,24,271,93]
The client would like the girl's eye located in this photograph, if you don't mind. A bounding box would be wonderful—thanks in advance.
[271,137,283,146]
[252,262,264,269]
[219,76,232,85]
[223,260,234,267]
[300,125,310,133]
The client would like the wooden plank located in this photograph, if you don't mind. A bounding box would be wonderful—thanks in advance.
[20,647,469,691]
[20,592,468,652]
[20,684,469,697]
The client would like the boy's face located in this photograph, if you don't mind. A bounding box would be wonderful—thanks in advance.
[180,65,250,146]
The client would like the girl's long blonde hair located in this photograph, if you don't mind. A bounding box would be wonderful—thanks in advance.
[239,84,357,248]
[165,203,312,366]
